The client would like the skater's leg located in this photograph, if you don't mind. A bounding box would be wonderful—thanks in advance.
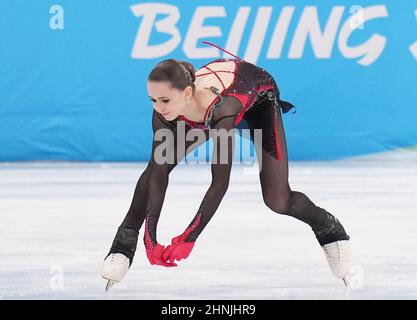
[106,163,151,262]
[246,98,349,245]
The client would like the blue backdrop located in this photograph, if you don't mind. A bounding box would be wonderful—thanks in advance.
[0,0,416,161]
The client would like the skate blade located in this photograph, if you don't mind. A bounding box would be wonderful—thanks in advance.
[105,280,116,292]
[342,278,348,287]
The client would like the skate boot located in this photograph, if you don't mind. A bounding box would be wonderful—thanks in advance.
[100,253,130,291]
[101,226,138,291]
[312,209,352,285]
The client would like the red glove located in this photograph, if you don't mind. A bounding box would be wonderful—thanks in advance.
[145,242,177,267]
[162,234,195,264]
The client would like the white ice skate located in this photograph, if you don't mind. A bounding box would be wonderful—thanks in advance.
[321,240,352,286]
[100,253,130,291]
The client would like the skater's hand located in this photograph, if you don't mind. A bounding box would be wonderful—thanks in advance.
[162,234,195,264]
[146,243,177,267]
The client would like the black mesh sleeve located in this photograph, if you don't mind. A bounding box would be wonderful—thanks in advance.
[180,97,244,242]
[143,110,178,250]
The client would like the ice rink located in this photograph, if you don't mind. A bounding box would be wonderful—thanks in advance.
[1,149,417,300]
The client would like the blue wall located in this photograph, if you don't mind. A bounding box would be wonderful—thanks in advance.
[0,0,416,161]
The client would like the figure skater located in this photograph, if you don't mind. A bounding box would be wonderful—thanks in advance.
[100,41,352,290]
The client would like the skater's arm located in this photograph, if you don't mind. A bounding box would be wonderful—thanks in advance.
[162,98,242,263]
[143,110,178,267]
[180,98,242,241]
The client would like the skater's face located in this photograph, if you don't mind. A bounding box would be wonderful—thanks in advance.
[147,80,192,121]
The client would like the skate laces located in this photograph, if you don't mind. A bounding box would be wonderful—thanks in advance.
[109,253,129,265]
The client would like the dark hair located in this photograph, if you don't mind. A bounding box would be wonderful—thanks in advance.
[148,59,196,93]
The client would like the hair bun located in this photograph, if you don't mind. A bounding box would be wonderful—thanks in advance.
[179,61,196,83]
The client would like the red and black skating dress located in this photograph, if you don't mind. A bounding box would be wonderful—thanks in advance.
[177,46,295,162]
[179,58,294,130]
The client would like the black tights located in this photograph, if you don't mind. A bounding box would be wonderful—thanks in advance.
[243,98,328,230]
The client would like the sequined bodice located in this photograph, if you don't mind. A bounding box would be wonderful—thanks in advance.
[177,57,284,130]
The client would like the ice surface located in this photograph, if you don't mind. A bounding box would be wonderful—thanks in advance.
[1,149,417,299]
